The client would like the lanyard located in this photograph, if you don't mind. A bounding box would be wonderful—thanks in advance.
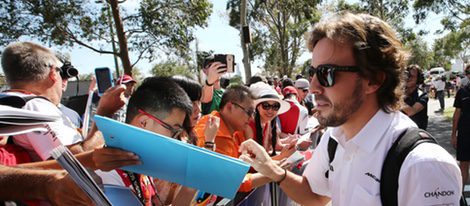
[125,171,147,205]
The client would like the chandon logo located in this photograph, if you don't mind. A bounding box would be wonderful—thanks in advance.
[424,188,455,199]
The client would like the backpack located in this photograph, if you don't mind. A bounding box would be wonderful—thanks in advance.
[324,127,467,206]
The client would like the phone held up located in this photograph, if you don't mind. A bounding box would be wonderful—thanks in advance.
[95,67,114,96]
[203,54,235,73]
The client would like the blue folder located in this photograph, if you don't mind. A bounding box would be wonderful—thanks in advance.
[94,115,250,199]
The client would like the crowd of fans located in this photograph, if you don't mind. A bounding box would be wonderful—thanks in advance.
[0,11,469,206]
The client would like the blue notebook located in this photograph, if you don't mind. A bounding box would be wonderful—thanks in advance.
[94,115,250,199]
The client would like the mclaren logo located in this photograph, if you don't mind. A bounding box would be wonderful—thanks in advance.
[424,188,455,199]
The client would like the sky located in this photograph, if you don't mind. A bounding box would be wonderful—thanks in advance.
[14,0,448,81]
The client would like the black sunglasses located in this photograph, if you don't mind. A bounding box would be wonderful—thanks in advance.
[232,102,255,117]
[308,64,360,87]
[260,102,281,111]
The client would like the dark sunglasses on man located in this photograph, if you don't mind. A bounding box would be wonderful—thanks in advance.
[260,102,281,111]
[308,64,360,87]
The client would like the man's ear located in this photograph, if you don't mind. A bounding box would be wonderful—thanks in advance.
[365,72,385,94]
[136,114,148,129]
[48,67,59,83]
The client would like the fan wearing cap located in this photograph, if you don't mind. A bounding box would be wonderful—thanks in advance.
[295,78,315,116]
[247,82,293,158]
[278,86,310,137]
[116,74,137,98]
[112,74,137,123]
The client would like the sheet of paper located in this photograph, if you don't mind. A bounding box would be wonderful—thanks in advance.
[94,115,250,199]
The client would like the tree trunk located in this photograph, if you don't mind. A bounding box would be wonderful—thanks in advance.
[109,0,133,76]
[240,0,251,82]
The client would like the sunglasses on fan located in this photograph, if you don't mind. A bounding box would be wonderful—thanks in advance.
[260,102,281,111]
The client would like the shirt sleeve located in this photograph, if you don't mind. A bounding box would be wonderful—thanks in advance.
[417,93,429,106]
[398,143,462,206]
[14,99,64,160]
[303,130,332,197]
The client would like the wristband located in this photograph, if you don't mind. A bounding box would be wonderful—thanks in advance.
[204,141,215,149]
[276,168,287,185]
[205,79,214,87]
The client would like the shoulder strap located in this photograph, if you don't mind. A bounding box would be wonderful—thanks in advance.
[0,94,50,108]
[380,128,437,206]
[324,137,338,178]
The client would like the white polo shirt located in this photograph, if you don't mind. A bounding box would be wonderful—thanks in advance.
[432,79,446,91]
[7,92,84,161]
[303,110,461,206]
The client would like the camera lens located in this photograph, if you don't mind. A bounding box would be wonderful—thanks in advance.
[60,62,79,79]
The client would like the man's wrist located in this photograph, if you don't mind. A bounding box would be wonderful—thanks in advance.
[269,163,286,182]
[205,79,214,87]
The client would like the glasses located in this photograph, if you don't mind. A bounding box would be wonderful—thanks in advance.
[308,64,360,87]
[232,102,254,117]
[260,102,281,111]
[138,109,183,139]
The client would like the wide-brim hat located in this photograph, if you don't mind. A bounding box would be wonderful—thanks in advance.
[250,82,290,115]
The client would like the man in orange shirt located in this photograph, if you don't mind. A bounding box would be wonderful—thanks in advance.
[194,85,254,158]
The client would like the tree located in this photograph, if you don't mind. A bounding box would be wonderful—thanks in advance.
[0,0,212,76]
[334,0,416,43]
[413,0,469,31]
[150,60,194,78]
[431,30,470,70]
[405,36,434,69]
[227,0,322,77]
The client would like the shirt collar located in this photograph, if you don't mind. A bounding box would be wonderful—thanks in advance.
[330,109,393,154]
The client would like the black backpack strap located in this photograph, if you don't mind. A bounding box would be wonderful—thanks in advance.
[380,128,437,206]
[324,136,338,178]
[0,94,49,108]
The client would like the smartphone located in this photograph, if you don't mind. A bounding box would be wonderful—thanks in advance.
[95,67,114,96]
[204,54,235,73]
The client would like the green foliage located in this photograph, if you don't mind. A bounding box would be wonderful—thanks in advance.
[431,30,470,68]
[227,75,244,86]
[0,0,213,69]
[227,0,322,77]
[78,73,94,81]
[150,60,194,78]
[413,0,469,31]
[333,0,413,44]
[405,36,434,69]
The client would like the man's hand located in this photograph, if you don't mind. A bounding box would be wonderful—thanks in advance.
[205,62,226,85]
[96,85,127,117]
[451,134,457,149]
[204,115,220,142]
[239,139,281,180]
[92,147,141,171]
[46,171,95,206]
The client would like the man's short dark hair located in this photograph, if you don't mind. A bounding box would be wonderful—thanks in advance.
[219,85,254,109]
[1,42,59,84]
[281,78,294,89]
[171,76,202,102]
[126,76,192,123]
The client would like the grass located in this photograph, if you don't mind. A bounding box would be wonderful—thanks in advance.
[443,107,455,121]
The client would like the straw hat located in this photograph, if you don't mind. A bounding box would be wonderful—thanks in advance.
[249,82,290,114]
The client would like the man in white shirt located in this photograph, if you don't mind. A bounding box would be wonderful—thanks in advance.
[239,12,461,206]
[1,42,113,160]
[432,75,446,112]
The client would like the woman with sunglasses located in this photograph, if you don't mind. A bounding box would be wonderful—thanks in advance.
[247,82,294,159]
